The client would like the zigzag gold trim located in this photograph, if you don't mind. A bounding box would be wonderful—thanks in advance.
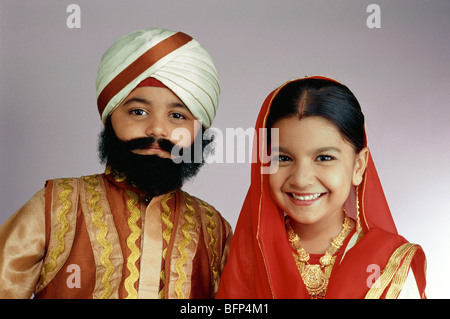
[105,164,126,182]
[38,178,73,286]
[84,175,115,299]
[174,193,196,299]
[200,200,218,284]
[158,192,174,299]
[124,190,142,299]
[365,243,416,299]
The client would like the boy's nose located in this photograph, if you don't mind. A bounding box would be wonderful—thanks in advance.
[145,116,169,139]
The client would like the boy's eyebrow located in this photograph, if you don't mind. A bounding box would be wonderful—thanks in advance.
[123,97,151,106]
[168,101,188,109]
[122,97,188,110]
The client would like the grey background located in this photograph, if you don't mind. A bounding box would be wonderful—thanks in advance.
[1,0,449,297]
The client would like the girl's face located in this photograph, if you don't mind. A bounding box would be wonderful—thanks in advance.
[268,116,368,227]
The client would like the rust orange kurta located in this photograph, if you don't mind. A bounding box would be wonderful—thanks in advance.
[0,171,232,299]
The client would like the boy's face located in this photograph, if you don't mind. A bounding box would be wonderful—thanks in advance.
[110,86,199,159]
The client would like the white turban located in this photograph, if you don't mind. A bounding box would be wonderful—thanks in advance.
[96,28,220,128]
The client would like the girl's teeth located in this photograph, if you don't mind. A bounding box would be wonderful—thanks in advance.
[292,193,321,201]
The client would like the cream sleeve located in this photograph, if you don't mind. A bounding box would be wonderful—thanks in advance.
[0,189,46,298]
[397,267,421,299]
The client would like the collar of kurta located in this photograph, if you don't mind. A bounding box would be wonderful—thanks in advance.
[103,165,156,198]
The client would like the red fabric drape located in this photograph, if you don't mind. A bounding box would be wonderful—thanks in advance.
[217,77,426,299]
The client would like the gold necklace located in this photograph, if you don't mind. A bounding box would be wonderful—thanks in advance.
[286,210,352,298]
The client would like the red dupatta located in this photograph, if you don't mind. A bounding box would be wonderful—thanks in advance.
[217,77,426,299]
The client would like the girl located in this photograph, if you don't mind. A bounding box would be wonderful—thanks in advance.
[217,76,426,299]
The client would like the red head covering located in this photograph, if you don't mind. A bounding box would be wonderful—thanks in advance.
[136,77,167,88]
[217,77,425,298]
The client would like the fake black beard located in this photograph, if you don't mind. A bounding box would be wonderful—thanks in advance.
[97,119,207,197]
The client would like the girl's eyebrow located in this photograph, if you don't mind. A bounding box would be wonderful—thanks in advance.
[270,146,290,154]
[314,146,341,154]
[271,146,340,154]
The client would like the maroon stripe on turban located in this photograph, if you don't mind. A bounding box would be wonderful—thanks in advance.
[97,32,192,116]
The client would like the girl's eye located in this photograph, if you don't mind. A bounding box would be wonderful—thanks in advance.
[316,155,334,162]
[272,154,292,162]
[130,109,147,116]
[170,112,186,120]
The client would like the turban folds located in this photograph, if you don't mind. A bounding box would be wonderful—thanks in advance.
[96,28,220,128]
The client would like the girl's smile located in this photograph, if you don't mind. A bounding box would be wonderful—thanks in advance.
[269,115,368,228]
[288,192,325,206]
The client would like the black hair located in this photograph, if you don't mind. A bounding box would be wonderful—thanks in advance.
[266,78,365,153]
[97,117,210,197]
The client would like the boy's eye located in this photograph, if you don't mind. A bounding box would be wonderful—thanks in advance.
[170,112,186,119]
[130,109,147,116]
[316,155,334,162]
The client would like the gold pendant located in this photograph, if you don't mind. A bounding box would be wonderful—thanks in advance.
[301,265,328,298]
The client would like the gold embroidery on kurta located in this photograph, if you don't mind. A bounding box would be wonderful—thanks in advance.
[174,193,196,299]
[158,192,174,299]
[84,175,115,299]
[124,190,142,299]
[38,178,73,286]
[105,164,126,182]
[201,200,219,284]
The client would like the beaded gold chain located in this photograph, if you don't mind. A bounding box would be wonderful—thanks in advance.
[285,210,352,298]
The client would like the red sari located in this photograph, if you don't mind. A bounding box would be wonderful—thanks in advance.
[217,77,426,299]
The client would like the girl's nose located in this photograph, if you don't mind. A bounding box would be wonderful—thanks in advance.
[289,163,315,189]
